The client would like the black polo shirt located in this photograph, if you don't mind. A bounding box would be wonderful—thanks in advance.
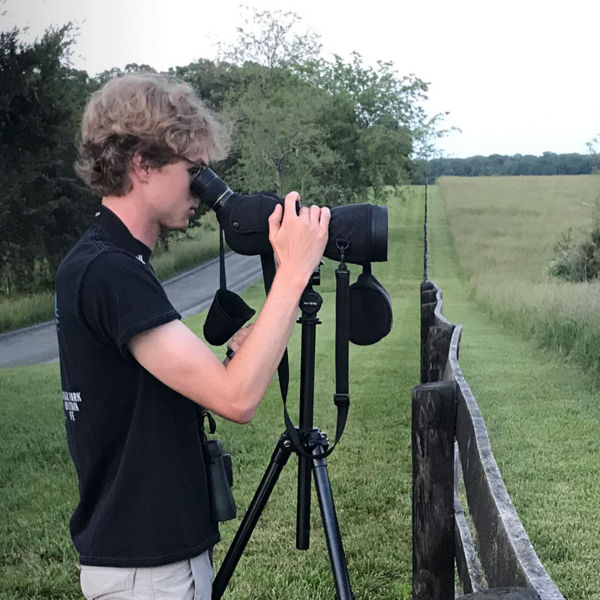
[55,205,219,567]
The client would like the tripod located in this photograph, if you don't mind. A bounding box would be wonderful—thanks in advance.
[212,271,354,600]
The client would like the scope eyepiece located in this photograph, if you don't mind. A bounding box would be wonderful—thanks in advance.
[190,166,234,211]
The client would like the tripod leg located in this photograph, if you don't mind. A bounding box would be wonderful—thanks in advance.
[312,445,355,600]
[212,435,292,600]
[296,453,312,549]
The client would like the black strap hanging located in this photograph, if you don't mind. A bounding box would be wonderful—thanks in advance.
[219,223,227,290]
[278,256,351,461]
[332,257,351,447]
[260,253,290,404]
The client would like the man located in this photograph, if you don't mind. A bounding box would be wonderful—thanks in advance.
[55,73,330,600]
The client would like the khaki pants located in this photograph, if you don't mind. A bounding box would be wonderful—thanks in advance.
[80,551,213,600]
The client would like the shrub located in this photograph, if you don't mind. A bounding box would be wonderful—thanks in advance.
[546,218,600,283]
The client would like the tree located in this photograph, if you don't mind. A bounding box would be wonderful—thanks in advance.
[218,9,440,204]
[0,25,97,295]
[219,7,322,72]
[225,71,339,200]
[216,8,341,201]
[300,53,422,201]
[94,62,157,86]
[587,134,600,173]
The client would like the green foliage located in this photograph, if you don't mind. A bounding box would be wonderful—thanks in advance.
[586,133,600,173]
[0,25,98,296]
[208,8,441,204]
[93,62,157,85]
[223,70,339,199]
[424,152,598,181]
[0,10,445,300]
[169,59,246,113]
[301,53,417,202]
[546,204,600,282]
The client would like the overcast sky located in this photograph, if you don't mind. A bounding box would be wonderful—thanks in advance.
[3,0,599,158]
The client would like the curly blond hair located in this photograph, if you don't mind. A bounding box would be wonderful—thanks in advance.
[75,73,230,196]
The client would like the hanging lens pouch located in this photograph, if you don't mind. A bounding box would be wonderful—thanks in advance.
[204,224,255,346]
[348,264,393,345]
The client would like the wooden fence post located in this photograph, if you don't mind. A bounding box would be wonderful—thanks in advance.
[420,281,436,384]
[412,380,457,600]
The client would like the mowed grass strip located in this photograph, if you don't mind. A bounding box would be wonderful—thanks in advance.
[428,182,600,600]
[0,188,422,599]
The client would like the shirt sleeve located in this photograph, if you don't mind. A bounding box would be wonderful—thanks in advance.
[81,250,181,355]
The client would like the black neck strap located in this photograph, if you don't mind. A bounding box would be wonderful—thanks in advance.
[219,224,227,291]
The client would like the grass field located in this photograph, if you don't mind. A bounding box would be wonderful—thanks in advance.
[429,178,600,599]
[436,175,600,379]
[0,189,421,599]
[2,179,599,598]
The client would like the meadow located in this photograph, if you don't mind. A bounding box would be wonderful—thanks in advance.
[436,175,600,378]
[429,176,600,599]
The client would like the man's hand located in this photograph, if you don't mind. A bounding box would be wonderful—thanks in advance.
[224,323,254,364]
[268,192,330,281]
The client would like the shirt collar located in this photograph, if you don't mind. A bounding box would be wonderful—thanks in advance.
[93,205,153,265]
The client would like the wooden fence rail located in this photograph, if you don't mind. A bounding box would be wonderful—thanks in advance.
[412,279,565,600]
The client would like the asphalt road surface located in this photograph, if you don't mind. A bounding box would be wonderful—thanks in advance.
[0,252,262,368]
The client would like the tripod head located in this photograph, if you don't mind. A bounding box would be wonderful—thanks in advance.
[299,267,323,317]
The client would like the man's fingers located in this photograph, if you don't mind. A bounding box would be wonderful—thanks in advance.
[228,323,254,353]
[319,206,331,229]
[308,205,321,221]
[268,203,283,233]
[283,191,300,220]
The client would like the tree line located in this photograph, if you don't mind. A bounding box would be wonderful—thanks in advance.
[0,10,445,297]
[417,151,599,181]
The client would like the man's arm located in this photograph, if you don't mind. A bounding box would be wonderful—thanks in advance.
[129,193,330,424]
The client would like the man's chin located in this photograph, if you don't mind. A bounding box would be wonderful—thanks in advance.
[161,220,188,234]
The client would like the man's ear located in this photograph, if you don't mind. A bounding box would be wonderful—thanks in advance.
[131,153,151,184]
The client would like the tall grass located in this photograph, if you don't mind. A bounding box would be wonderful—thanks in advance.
[0,292,56,334]
[0,214,221,334]
[437,175,600,378]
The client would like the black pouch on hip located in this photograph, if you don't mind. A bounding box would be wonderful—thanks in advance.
[205,438,237,523]
[199,409,237,523]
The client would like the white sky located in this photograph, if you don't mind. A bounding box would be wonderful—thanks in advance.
[3,0,600,158]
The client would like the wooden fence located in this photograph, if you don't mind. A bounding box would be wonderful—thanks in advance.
[412,279,565,599]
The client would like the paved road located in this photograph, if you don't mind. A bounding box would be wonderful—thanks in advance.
[0,252,262,368]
